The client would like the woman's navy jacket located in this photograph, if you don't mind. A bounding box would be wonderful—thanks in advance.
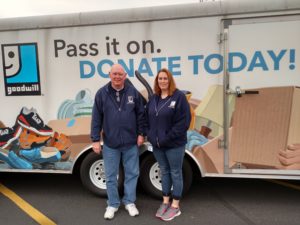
[146,89,191,150]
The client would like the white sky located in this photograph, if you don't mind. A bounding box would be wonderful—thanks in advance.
[0,0,199,18]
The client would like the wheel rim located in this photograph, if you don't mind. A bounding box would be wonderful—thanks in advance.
[89,159,107,189]
[149,162,162,191]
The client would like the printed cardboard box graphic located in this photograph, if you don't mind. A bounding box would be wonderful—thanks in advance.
[192,128,233,174]
[48,117,91,137]
[230,86,300,168]
[47,117,92,161]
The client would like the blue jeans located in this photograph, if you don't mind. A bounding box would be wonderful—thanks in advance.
[102,144,139,208]
[153,145,185,200]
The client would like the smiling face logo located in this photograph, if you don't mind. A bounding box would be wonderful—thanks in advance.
[1,43,41,96]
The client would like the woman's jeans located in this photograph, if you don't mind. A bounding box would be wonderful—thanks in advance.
[153,145,185,200]
[102,144,139,208]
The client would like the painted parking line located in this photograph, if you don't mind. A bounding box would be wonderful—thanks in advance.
[268,180,300,191]
[0,183,56,225]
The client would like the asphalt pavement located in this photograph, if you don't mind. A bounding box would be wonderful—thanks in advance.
[1,173,300,225]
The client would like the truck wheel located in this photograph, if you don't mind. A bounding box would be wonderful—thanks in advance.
[80,151,124,197]
[139,153,193,199]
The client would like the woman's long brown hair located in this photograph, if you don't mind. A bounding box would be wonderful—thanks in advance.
[154,68,177,96]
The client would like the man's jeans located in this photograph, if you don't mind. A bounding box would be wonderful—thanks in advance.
[102,144,139,208]
[153,145,185,200]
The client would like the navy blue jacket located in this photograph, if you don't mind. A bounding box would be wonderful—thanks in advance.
[91,82,146,149]
[146,89,191,150]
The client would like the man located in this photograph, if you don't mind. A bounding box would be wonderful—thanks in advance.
[91,64,146,220]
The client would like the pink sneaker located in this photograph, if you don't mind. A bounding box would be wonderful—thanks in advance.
[155,203,169,218]
[160,206,181,221]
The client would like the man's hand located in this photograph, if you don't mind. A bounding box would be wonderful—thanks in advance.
[278,143,300,169]
[287,143,300,150]
[92,142,101,154]
[137,135,144,147]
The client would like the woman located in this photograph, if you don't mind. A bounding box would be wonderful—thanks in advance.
[146,68,191,221]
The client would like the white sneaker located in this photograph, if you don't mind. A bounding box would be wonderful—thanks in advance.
[104,206,118,220]
[125,203,139,217]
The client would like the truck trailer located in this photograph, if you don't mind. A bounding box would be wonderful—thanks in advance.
[0,0,300,198]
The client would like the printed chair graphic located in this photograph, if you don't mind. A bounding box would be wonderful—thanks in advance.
[2,43,41,96]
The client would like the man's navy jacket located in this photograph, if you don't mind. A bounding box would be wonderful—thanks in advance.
[91,82,146,149]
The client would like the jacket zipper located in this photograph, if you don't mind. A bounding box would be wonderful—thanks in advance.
[156,137,160,148]
[107,91,125,144]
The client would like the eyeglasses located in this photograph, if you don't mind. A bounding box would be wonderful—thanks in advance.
[116,91,120,102]
[111,72,126,77]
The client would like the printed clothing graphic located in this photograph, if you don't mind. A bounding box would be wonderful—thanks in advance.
[0,107,72,170]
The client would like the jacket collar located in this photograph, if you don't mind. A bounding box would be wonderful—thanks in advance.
[104,81,128,93]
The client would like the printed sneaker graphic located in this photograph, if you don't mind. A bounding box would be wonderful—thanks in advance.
[0,125,22,149]
[0,107,75,170]
[19,147,61,164]
[1,43,41,96]
[47,132,72,161]
[19,128,52,149]
[17,107,53,136]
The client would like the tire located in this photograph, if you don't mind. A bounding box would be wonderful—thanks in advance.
[139,153,193,199]
[80,151,124,197]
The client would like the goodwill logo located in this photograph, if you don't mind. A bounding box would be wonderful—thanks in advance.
[1,43,41,96]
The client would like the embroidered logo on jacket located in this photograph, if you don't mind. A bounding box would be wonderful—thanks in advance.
[169,101,176,108]
[127,96,134,104]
